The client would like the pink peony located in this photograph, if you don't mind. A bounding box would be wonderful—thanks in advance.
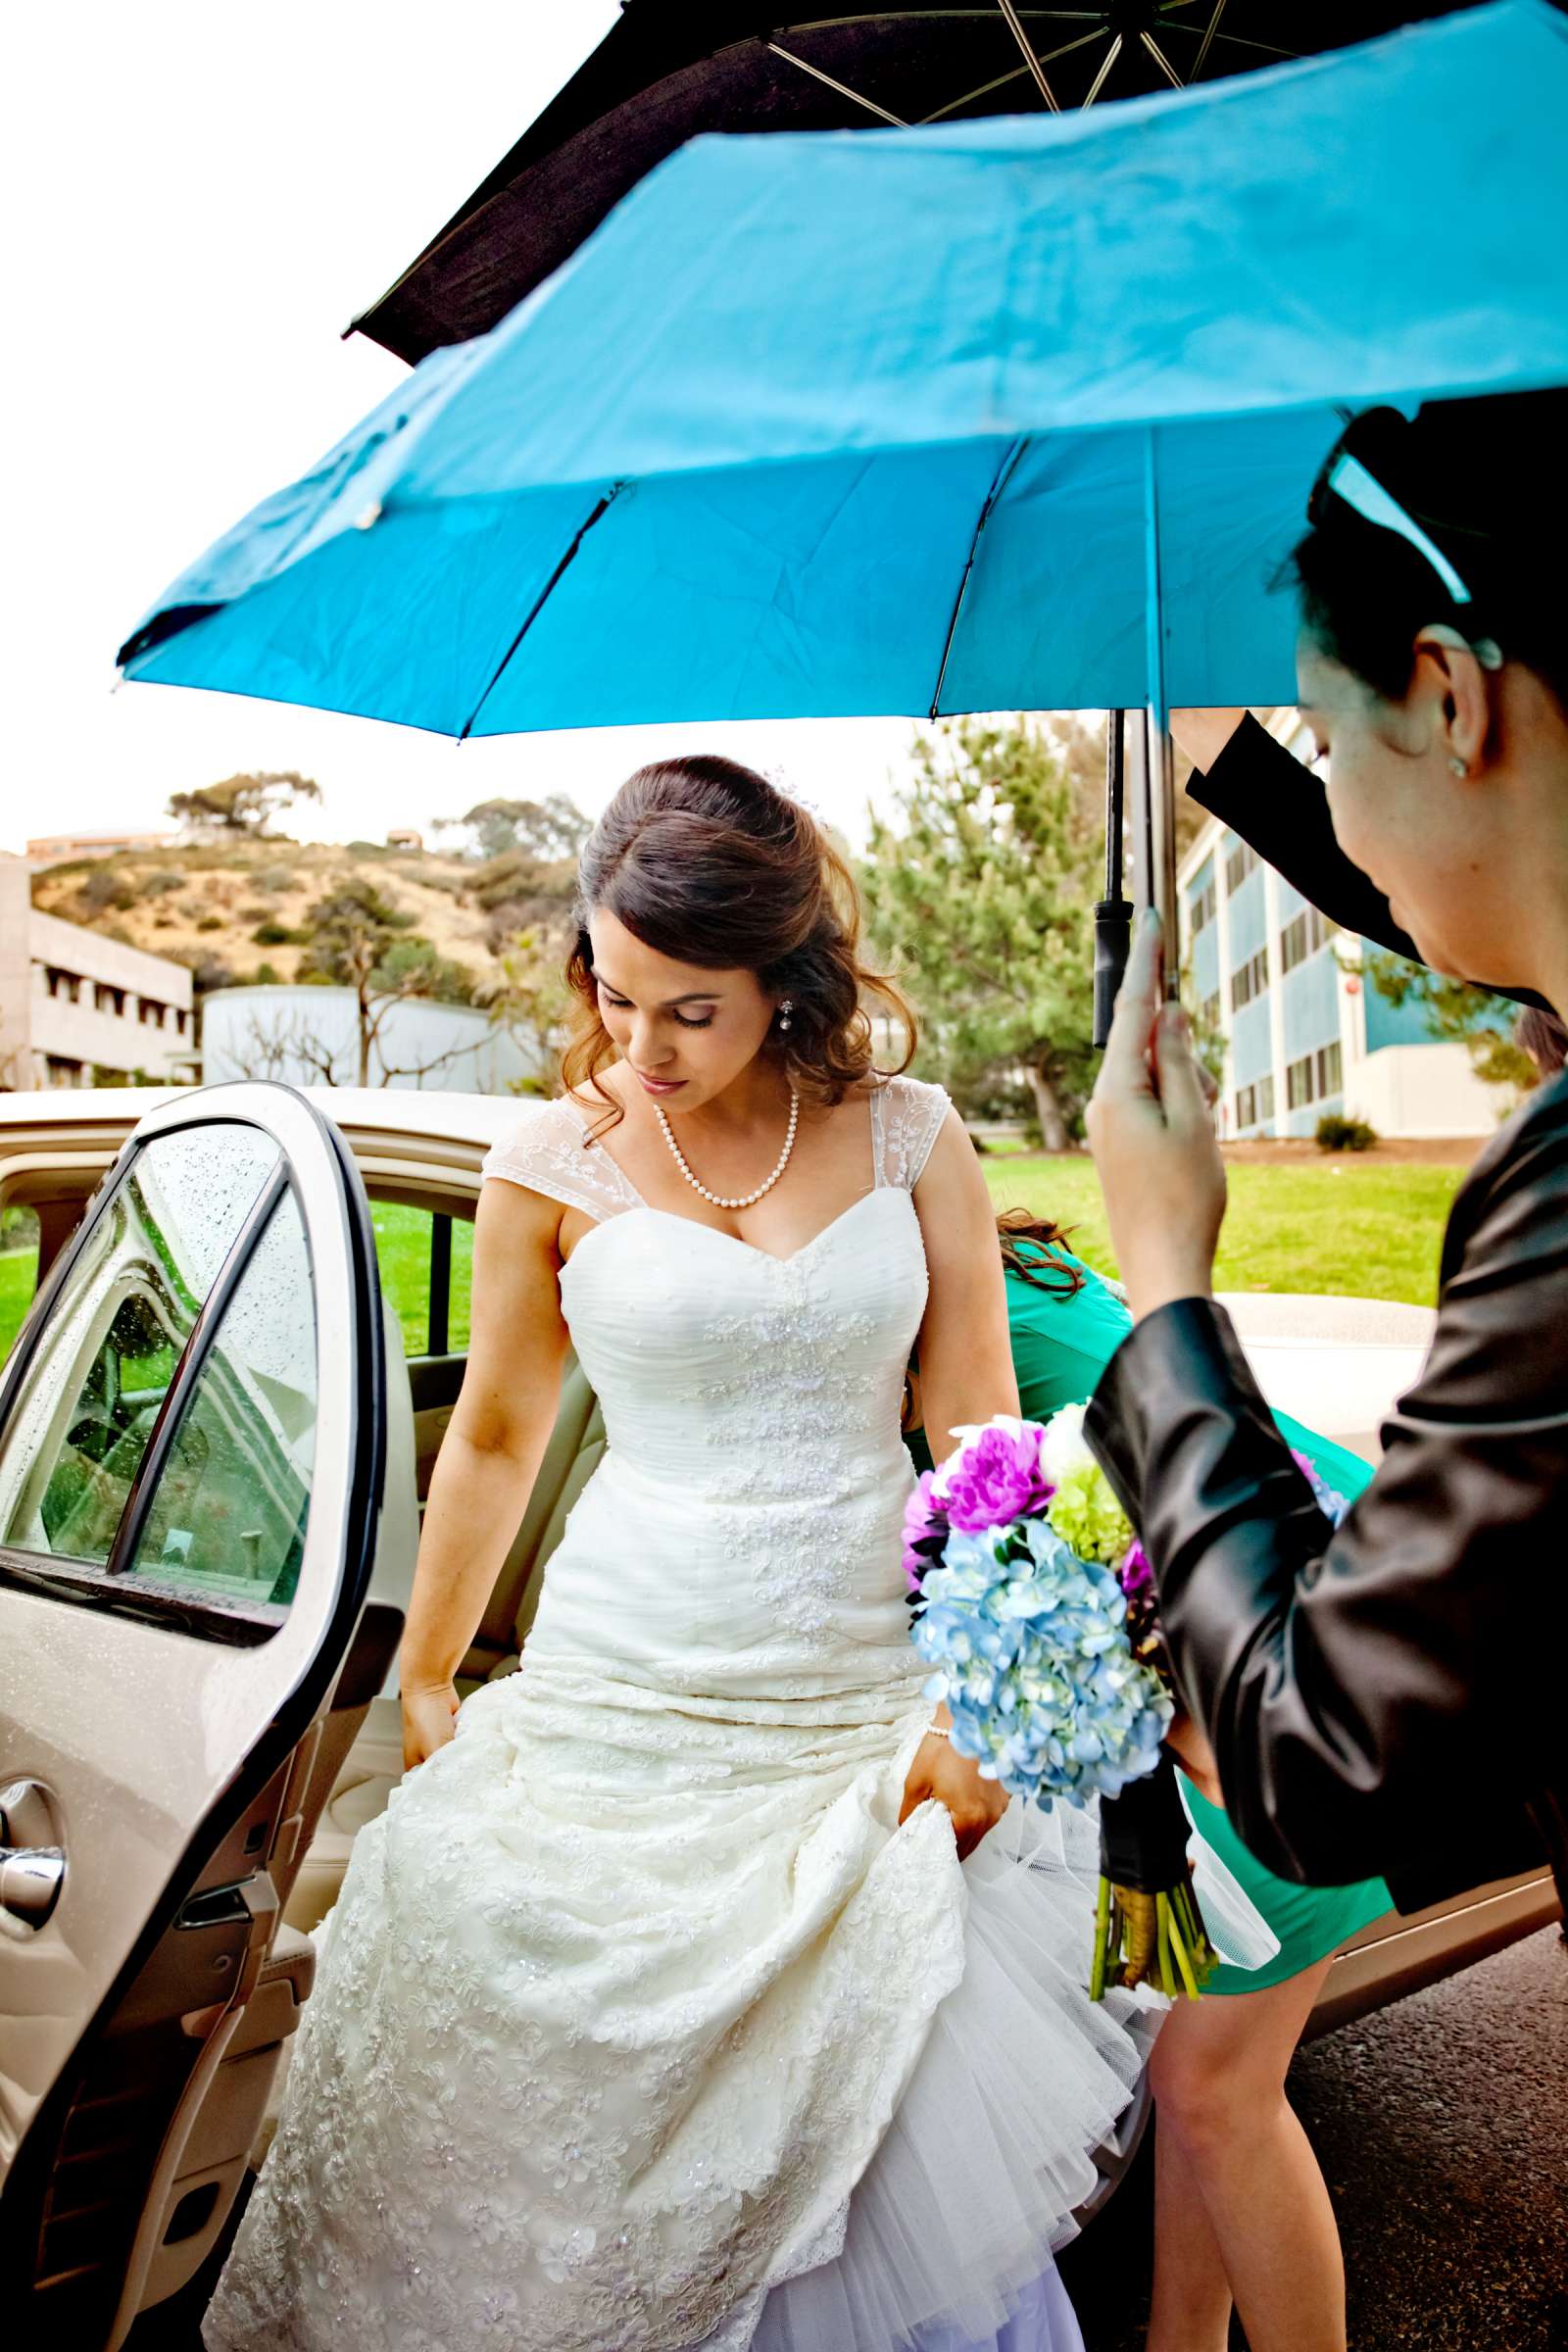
[941,1424,1054,1534]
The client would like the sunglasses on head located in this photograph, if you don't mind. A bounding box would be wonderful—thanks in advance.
[1308,442,1504,669]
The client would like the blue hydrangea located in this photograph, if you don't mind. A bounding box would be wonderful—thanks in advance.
[911,1515,1173,1812]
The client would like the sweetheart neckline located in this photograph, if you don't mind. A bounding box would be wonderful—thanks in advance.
[560,1183,913,1280]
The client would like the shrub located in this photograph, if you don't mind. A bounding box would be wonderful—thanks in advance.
[197,913,224,933]
[78,868,138,912]
[1315,1113,1379,1153]
[255,864,297,895]
[251,921,294,946]
[140,868,186,897]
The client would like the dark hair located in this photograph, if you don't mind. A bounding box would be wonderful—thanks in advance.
[562,755,915,1130]
[996,1206,1085,1298]
[1288,391,1568,709]
[1516,1004,1568,1080]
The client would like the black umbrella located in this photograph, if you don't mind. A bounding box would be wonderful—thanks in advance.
[350,5,1479,367]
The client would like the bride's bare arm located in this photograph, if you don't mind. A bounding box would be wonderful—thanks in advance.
[399,1178,571,1768]
[899,1112,1018,1854]
[909,1111,1019,1461]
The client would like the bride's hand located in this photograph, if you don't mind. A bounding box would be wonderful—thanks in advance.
[401,1678,462,1772]
[900,1729,1009,1860]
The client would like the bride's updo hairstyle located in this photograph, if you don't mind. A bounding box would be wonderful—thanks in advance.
[1289,390,1568,710]
[562,755,916,1127]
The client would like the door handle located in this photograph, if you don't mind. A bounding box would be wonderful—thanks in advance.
[0,1779,66,1932]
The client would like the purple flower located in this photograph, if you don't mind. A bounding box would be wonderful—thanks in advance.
[903,1471,951,1594]
[1119,1540,1152,1598]
[941,1424,1054,1535]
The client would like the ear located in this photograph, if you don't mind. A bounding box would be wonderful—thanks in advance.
[1411,625,1492,773]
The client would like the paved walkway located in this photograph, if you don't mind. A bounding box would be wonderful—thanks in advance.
[1061,1925,1568,2350]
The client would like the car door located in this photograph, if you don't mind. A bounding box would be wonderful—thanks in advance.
[0,1083,397,2344]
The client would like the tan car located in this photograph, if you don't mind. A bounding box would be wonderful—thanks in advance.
[0,1084,1556,2347]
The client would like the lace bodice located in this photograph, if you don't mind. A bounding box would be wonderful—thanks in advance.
[479,1075,951,1692]
[480,1072,950,1223]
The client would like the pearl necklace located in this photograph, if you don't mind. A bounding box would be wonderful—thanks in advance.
[655,1092,800,1209]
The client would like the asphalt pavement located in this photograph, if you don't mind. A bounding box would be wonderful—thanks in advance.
[1059,1925,1568,2351]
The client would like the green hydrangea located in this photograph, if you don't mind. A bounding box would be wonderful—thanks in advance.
[1045,1461,1134,1568]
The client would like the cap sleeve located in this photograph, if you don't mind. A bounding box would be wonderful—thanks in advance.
[872,1075,954,1193]
[480,1099,642,1224]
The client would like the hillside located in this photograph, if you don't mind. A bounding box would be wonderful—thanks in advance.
[30,831,550,1002]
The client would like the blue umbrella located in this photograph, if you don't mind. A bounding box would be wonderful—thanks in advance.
[121,1,1568,741]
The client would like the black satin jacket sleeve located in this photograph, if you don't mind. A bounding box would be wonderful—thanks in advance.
[1188,716,1548,1008]
[1085,1073,1568,1914]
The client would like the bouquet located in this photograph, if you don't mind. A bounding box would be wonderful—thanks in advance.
[904,1406,1216,2001]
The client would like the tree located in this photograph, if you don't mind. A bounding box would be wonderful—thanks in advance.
[169,771,322,835]
[297,882,480,1086]
[858,718,1102,1152]
[433,794,590,864]
[1358,950,1535,1095]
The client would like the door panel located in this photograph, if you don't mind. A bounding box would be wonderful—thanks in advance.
[0,1084,389,2338]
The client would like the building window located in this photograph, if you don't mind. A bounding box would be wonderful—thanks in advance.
[1189,875,1217,937]
[1230,948,1269,1010]
[1279,905,1336,974]
[1224,839,1258,894]
[138,999,165,1029]
[174,1007,188,1036]
[1316,1040,1343,1098]
[1235,1072,1277,1131]
[44,967,81,1004]
[1201,990,1221,1035]
[93,983,127,1016]
[45,1055,84,1088]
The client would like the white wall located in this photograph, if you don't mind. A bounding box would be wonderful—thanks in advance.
[1347,1041,1508,1140]
[201,985,547,1096]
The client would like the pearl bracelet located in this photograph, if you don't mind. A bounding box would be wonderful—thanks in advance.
[926,1723,952,1740]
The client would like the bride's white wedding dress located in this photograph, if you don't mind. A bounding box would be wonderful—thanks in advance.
[204,1076,1208,2352]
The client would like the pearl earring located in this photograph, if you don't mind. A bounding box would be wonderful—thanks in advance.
[1449,755,1469,777]
[777,999,795,1034]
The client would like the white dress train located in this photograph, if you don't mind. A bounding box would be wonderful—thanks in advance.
[203,1078,1250,2352]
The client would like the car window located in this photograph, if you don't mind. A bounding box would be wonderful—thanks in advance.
[0,1126,281,1568]
[370,1202,472,1356]
[0,1205,40,1367]
[122,1186,315,1616]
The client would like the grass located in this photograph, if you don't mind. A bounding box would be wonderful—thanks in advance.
[981,1155,1466,1306]
[0,1248,38,1368]
[369,1204,473,1356]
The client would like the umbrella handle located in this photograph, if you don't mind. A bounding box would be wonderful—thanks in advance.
[1093,899,1134,1049]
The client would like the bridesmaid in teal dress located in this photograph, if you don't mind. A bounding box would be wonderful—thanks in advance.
[907,1210,1391,2352]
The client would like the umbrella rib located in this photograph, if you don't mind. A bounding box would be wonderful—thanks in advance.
[929,436,1029,721]
[457,485,621,743]
[1083,32,1122,107]
[1139,30,1185,90]
[994,0,1062,111]
[765,43,909,125]
[919,27,1108,122]
[1189,0,1229,81]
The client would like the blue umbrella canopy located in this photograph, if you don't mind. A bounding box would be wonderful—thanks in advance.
[122,1,1568,735]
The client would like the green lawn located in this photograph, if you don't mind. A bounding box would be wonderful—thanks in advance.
[369,1204,473,1356]
[0,1248,38,1367]
[982,1155,1465,1306]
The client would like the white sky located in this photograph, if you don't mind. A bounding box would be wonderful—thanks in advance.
[1,2,917,859]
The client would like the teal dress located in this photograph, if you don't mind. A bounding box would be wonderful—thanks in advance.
[910,1242,1394,1993]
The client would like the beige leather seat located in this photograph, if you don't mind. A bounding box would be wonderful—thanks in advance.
[282,1352,605,1937]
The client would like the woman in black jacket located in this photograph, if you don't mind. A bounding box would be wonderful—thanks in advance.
[1084,390,1568,1921]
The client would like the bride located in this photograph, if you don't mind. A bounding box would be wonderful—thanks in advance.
[204,755,1166,2352]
